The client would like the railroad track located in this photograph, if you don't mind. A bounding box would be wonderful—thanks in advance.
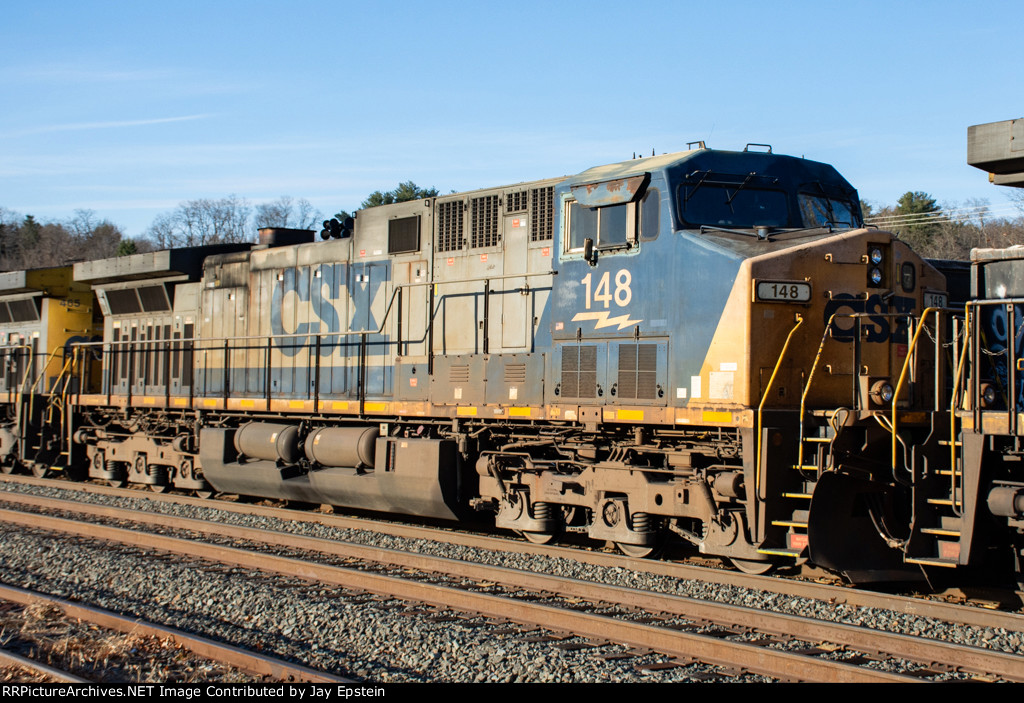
[3,474,1021,626]
[0,485,1021,682]
[0,583,346,683]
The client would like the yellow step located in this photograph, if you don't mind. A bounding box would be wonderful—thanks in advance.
[921,527,960,537]
[905,557,958,568]
[757,548,802,558]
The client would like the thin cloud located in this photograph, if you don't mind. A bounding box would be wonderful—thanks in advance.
[2,114,214,139]
[0,65,176,84]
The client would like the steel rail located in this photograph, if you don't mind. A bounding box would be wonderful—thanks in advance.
[9,493,1022,682]
[0,647,91,683]
[2,475,1021,629]
[0,581,349,683]
[0,502,966,682]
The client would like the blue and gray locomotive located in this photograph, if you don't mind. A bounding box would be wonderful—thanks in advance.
[16,143,1012,583]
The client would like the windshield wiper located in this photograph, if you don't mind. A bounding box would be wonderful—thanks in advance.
[699,224,774,240]
[698,223,838,241]
[770,224,836,235]
[683,170,712,203]
[724,173,756,206]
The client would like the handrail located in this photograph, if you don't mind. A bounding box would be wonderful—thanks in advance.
[71,270,557,352]
[28,349,66,395]
[68,268,555,402]
[796,310,920,473]
[756,313,803,503]
[948,309,972,517]
[890,307,948,476]
[797,313,838,472]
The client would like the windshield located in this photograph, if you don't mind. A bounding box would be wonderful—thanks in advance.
[798,193,860,228]
[678,182,790,228]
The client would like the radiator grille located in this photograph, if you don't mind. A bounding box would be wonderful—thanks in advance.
[138,284,170,312]
[506,190,529,213]
[388,215,420,254]
[530,187,555,242]
[436,200,464,253]
[617,344,658,399]
[471,195,500,248]
[560,345,597,399]
[105,289,141,315]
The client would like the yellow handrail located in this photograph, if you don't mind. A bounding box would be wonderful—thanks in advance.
[890,307,944,474]
[756,314,803,502]
[797,313,839,472]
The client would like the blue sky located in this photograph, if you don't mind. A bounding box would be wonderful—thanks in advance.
[2,1,1022,239]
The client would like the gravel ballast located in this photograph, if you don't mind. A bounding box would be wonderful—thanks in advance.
[0,480,1020,681]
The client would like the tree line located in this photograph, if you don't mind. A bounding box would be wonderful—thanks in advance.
[0,183,441,271]
[864,190,1024,260]
[0,195,324,271]
[5,180,1020,272]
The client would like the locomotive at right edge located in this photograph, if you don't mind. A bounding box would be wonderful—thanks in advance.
[3,142,1023,586]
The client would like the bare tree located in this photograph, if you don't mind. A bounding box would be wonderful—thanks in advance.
[253,196,320,231]
[65,209,123,260]
[147,195,253,248]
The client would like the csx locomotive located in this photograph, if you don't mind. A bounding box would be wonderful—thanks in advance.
[3,144,1022,585]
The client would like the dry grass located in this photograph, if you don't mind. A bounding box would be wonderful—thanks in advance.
[0,600,262,683]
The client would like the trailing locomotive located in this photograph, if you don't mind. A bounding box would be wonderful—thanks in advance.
[0,266,99,475]
[11,143,1021,584]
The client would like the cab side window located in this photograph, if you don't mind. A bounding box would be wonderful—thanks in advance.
[565,201,635,251]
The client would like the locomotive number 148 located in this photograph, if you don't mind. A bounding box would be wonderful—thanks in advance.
[581,270,633,309]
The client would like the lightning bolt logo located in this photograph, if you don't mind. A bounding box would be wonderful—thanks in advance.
[572,311,643,330]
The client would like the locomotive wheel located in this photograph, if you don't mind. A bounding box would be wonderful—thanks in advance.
[195,490,215,499]
[729,557,775,575]
[518,530,557,545]
[30,463,51,479]
[149,484,169,493]
[0,457,18,475]
[107,480,126,488]
[617,542,656,558]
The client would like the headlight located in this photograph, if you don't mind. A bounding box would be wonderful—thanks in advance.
[869,247,884,265]
[870,380,895,406]
[869,267,883,286]
[980,383,998,408]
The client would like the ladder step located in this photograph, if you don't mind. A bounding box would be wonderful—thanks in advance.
[781,492,812,500]
[937,440,962,447]
[771,520,808,529]
[936,470,962,477]
[803,436,832,443]
[926,498,960,507]
[921,527,960,537]
[757,548,803,558]
[905,556,958,568]
[791,465,820,471]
